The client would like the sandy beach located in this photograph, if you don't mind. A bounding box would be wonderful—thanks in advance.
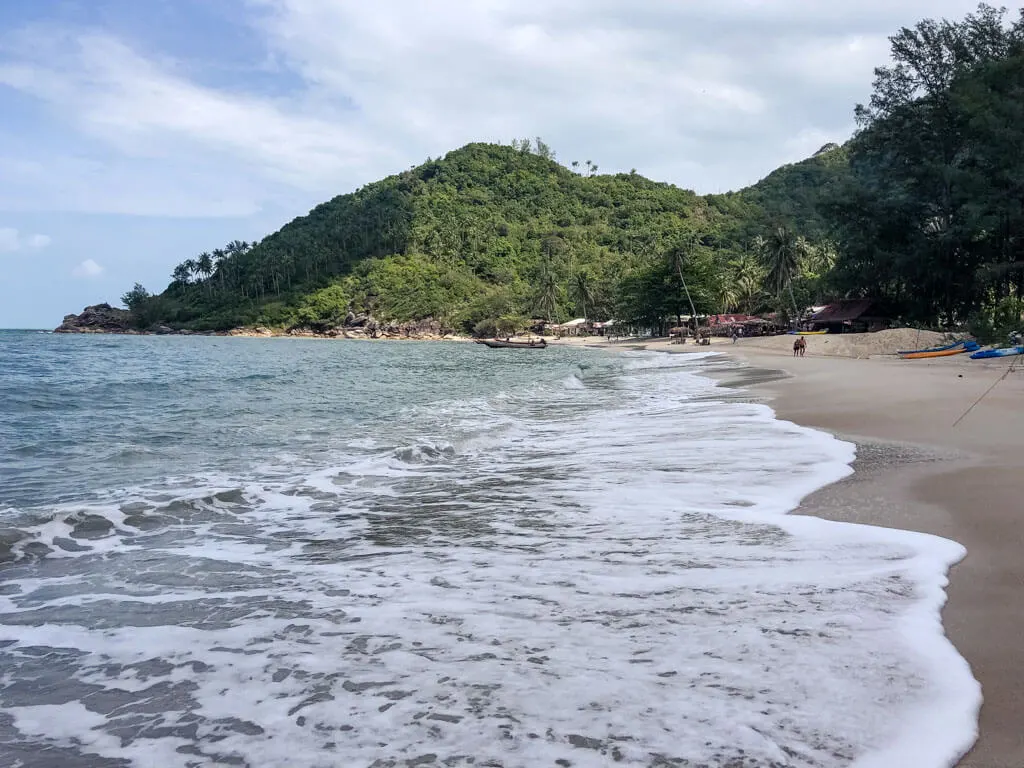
[595,334,1023,767]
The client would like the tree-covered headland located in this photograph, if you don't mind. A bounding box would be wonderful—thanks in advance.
[120,4,1024,341]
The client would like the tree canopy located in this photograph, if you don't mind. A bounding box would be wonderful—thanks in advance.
[828,3,1024,333]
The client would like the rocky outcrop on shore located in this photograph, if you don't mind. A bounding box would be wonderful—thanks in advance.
[228,316,463,341]
[54,304,135,334]
[55,306,463,341]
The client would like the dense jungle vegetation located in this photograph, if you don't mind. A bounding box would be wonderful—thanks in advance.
[120,4,1024,339]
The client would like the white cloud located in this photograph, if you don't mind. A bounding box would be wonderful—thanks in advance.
[0,0,995,216]
[72,258,103,278]
[0,32,387,192]
[0,226,52,252]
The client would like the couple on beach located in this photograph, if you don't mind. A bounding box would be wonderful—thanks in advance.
[793,336,807,357]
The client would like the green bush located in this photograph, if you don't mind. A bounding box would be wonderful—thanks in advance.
[968,297,1024,344]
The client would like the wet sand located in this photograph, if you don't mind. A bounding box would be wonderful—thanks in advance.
[703,343,1024,768]
[554,334,1023,764]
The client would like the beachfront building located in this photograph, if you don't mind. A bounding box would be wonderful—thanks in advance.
[706,314,778,337]
[548,318,589,337]
[809,299,890,333]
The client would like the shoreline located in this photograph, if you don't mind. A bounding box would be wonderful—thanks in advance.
[688,343,1024,768]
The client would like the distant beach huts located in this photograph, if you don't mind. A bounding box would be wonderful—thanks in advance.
[548,319,617,337]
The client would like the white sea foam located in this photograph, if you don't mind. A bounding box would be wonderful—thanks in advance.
[0,351,979,767]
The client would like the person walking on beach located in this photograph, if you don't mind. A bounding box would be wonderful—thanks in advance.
[793,336,806,357]
[731,326,740,344]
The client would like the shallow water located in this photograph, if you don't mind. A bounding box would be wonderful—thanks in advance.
[0,332,978,767]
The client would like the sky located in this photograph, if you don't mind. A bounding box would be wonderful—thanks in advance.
[0,0,990,328]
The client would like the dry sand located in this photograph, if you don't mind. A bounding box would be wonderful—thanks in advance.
[556,332,1024,765]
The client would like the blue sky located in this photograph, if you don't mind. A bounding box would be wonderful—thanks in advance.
[0,0,988,328]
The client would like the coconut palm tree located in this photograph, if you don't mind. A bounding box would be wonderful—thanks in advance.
[196,252,213,281]
[716,280,740,314]
[533,258,560,322]
[572,270,595,320]
[761,226,805,319]
[666,234,699,323]
[171,262,191,286]
[182,258,199,284]
[729,252,763,284]
[211,248,228,292]
[736,274,767,315]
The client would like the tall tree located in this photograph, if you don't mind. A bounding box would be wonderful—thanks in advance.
[196,252,214,290]
[830,3,1024,324]
[572,270,595,320]
[171,263,191,286]
[533,258,560,321]
[761,225,804,318]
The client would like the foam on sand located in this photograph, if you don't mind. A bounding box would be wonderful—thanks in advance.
[0,350,979,767]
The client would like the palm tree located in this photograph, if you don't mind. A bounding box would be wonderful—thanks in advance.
[224,240,244,259]
[533,258,560,321]
[801,238,838,278]
[212,248,227,292]
[196,252,213,281]
[729,252,763,284]
[183,258,198,284]
[572,271,595,320]
[716,280,739,314]
[736,274,766,315]
[761,226,805,320]
[195,252,214,296]
[666,234,700,323]
[171,263,191,286]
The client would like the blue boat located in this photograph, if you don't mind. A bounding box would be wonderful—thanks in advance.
[969,345,1024,359]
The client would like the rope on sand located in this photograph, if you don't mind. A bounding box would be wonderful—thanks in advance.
[952,355,1022,428]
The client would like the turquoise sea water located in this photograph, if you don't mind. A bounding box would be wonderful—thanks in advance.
[0,331,978,767]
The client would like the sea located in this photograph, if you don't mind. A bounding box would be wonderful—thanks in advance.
[0,330,980,768]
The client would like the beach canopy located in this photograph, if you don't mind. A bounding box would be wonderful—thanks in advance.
[706,314,766,326]
[810,299,875,324]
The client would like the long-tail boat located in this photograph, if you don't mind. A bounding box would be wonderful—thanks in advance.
[475,338,548,349]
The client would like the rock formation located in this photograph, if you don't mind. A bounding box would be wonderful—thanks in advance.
[54,304,134,334]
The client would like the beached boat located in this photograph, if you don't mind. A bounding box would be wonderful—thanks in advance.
[787,330,828,335]
[897,339,969,355]
[898,340,979,359]
[475,338,547,349]
[899,343,979,360]
[970,345,1024,359]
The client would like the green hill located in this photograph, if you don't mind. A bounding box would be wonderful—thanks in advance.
[123,140,845,335]
[107,6,1024,339]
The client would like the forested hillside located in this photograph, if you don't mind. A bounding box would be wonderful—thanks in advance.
[116,4,1024,338]
[120,141,840,335]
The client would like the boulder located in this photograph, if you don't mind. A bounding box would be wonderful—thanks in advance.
[54,304,133,334]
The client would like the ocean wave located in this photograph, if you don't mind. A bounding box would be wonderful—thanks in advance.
[0,346,979,767]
